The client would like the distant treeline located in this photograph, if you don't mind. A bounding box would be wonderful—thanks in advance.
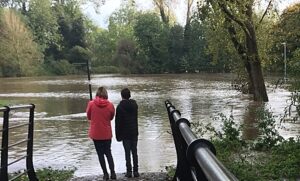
[0,0,299,77]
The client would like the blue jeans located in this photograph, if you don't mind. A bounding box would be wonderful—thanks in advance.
[93,139,115,174]
[122,139,138,172]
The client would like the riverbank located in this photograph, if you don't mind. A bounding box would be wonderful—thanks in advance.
[70,172,168,181]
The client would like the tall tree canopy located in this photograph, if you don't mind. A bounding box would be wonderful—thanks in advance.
[0,9,42,76]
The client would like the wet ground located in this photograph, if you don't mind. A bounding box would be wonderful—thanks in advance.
[70,172,168,181]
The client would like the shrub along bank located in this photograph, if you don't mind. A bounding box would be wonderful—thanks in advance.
[198,108,300,181]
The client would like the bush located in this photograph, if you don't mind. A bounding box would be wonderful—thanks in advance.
[9,167,75,181]
[206,109,299,180]
[46,59,76,75]
[253,107,284,150]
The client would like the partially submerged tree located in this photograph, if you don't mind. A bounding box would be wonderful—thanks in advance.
[202,0,270,102]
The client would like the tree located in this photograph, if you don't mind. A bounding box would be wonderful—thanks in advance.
[54,1,87,49]
[168,25,184,72]
[27,0,61,52]
[203,0,269,102]
[134,13,169,73]
[0,9,42,76]
[271,3,300,74]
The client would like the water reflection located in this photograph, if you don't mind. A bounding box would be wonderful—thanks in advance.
[0,74,299,177]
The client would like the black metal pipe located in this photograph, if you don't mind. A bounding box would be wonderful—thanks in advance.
[7,105,34,111]
[0,106,9,180]
[27,104,38,181]
[86,59,92,101]
[165,101,194,181]
[166,100,238,181]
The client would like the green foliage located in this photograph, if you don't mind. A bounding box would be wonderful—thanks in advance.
[68,45,92,64]
[90,29,115,67]
[270,3,300,74]
[1,0,300,77]
[0,9,43,77]
[195,3,240,73]
[27,0,61,52]
[167,25,184,72]
[46,59,76,75]
[289,48,300,77]
[9,167,74,181]
[200,108,300,180]
[210,114,245,154]
[165,166,175,181]
[113,38,144,74]
[266,138,300,179]
[134,12,169,73]
[254,107,284,150]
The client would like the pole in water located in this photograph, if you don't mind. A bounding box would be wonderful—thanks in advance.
[86,59,92,100]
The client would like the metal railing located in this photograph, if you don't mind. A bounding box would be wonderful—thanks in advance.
[0,104,38,181]
[165,100,238,181]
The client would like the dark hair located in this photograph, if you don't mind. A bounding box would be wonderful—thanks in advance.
[121,88,131,99]
[96,87,108,99]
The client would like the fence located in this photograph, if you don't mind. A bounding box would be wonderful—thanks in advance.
[0,105,38,181]
[165,100,238,181]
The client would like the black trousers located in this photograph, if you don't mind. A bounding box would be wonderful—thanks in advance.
[122,139,138,172]
[93,139,115,174]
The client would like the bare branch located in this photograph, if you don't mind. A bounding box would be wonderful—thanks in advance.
[258,0,273,26]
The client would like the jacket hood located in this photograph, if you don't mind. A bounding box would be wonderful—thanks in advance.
[119,99,137,112]
[94,96,110,107]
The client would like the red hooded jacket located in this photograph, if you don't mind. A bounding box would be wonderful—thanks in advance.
[86,97,115,140]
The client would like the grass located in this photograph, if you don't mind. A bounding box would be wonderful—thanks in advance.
[0,100,8,106]
[9,167,75,181]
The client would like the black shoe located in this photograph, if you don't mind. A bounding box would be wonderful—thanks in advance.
[133,171,140,177]
[125,171,132,178]
[103,173,109,180]
[110,172,117,180]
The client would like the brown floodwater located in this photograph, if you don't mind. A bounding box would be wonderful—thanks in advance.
[0,74,299,177]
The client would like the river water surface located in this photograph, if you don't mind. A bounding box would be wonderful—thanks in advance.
[0,74,299,177]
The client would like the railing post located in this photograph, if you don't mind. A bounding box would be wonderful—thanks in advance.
[0,106,10,180]
[166,101,194,181]
[26,104,38,181]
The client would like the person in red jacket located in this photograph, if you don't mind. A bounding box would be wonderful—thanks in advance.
[86,87,116,180]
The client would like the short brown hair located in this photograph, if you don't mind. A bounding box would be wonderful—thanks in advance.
[96,87,108,99]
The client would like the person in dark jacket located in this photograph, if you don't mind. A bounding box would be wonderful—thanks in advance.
[115,88,139,178]
[86,87,116,180]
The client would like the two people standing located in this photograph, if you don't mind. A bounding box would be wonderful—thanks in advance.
[86,87,139,180]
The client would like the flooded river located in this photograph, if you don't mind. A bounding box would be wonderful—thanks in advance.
[0,74,299,177]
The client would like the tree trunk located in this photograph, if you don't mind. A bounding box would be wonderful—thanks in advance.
[245,23,268,102]
[226,20,254,94]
